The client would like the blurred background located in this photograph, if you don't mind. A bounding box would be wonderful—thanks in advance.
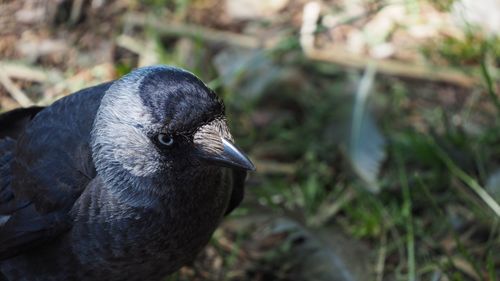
[0,0,499,280]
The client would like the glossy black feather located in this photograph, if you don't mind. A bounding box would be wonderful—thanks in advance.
[0,82,111,260]
[12,82,111,212]
[0,204,70,260]
[0,107,44,140]
[225,170,247,216]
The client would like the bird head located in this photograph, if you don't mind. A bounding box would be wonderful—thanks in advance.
[91,66,254,186]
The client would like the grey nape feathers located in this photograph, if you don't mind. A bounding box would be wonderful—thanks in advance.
[0,65,254,281]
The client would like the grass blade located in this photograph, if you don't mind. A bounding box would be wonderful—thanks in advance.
[432,140,500,217]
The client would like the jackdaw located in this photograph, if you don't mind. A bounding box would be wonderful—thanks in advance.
[0,65,255,281]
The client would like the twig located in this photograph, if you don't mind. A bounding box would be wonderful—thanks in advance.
[297,1,478,88]
[310,187,357,226]
[116,35,159,67]
[69,0,84,25]
[447,257,482,281]
[124,13,271,49]
[300,1,321,52]
[305,47,479,88]
[0,71,34,107]
[375,230,387,281]
[125,12,481,88]
[252,160,296,175]
[116,35,145,55]
[0,61,62,83]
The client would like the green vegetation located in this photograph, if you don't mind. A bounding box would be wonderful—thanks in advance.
[1,0,498,280]
[149,31,499,278]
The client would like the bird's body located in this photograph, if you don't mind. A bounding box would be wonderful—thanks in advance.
[0,66,254,281]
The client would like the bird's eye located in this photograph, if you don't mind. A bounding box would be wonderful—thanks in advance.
[158,133,174,146]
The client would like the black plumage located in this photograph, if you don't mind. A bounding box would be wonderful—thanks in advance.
[0,65,254,281]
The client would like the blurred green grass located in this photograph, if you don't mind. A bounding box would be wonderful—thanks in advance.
[1,0,498,280]
[116,6,500,278]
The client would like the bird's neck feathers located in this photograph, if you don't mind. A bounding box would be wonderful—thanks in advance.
[90,73,166,207]
[92,72,162,175]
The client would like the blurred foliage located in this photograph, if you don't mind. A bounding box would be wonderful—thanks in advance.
[0,0,499,280]
[423,33,500,67]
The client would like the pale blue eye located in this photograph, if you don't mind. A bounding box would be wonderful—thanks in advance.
[158,134,174,146]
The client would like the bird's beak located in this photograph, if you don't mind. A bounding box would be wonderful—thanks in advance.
[198,138,256,171]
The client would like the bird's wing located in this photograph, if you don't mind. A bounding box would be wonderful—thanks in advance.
[0,106,45,140]
[0,199,71,260]
[11,82,111,212]
[0,82,112,260]
[224,169,248,216]
[0,107,44,219]
[0,125,69,260]
[0,105,44,219]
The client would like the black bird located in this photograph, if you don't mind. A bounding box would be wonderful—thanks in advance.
[0,65,255,281]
